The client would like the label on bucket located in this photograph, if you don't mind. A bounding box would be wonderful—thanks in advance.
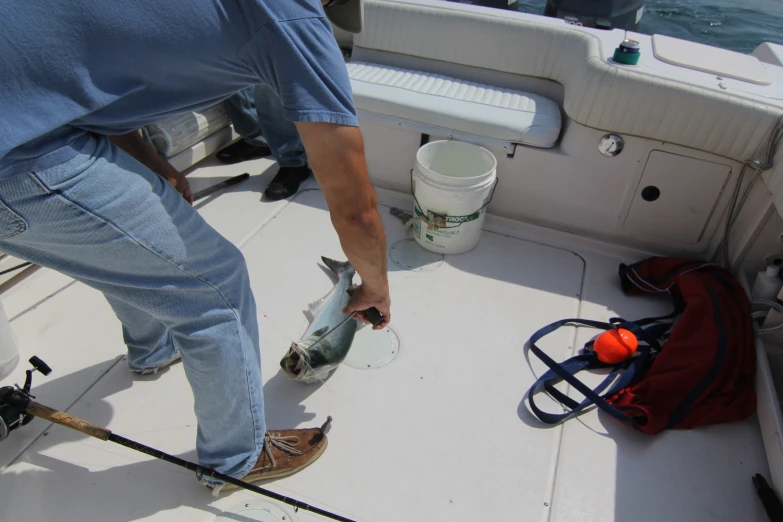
[414,204,483,227]
[413,203,484,247]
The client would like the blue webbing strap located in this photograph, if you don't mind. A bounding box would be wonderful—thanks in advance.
[526,317,667,425]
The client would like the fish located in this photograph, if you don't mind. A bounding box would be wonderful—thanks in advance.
[279,256,361,383]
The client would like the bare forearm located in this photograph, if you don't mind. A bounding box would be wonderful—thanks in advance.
[109,131,165,172]
[332,199,388,292]
[296,123,388,291]
[108,131,194,203]
[325,134,387,290]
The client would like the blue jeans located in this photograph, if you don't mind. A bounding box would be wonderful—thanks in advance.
[0,135,265,486]
[223,85,308,168]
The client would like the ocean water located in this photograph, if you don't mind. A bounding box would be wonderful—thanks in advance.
[513,0,783,54]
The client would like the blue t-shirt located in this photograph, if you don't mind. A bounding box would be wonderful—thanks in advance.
[0,0,357,173]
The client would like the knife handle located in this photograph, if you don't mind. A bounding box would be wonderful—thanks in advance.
[363,307,385,328]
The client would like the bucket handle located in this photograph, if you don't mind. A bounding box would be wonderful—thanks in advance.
[409,169,499,229]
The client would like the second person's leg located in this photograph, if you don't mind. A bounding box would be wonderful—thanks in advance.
[219,87,272,164]
[253,85,312,200]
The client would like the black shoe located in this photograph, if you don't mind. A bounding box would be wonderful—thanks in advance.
[264,166,312,201]
[216,140,271,164]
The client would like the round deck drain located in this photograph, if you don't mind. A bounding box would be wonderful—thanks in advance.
[389,239,443,271]
[344,325,401,370]
[215,502,296,522]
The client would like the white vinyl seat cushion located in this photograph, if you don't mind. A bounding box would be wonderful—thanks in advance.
[347,62,562,148]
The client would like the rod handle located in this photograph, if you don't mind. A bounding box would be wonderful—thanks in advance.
[26,401,111,441]
[363,307,384,328]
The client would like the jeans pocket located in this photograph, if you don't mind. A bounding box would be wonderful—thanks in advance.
[30,135,103,193]
[0,197,28,241]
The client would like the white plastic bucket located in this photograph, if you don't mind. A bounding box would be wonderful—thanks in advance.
[411,140,497,254]
[0,301,18,381]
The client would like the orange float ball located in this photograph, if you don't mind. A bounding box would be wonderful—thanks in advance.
[594,328,638,364]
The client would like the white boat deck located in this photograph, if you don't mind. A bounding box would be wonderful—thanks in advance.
[0,157,771,521]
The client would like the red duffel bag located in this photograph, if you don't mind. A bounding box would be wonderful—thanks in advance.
[527,257,756,434]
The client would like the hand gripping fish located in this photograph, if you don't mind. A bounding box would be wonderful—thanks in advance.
[280,257,383,383]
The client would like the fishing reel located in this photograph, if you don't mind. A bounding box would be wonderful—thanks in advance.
[0,356,51,442]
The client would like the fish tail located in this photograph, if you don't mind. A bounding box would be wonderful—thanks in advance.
[321,256,355,277]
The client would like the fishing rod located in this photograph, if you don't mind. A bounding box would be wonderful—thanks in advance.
[193,172,250,201]
[0,356,357,522]
[0,261,32,277]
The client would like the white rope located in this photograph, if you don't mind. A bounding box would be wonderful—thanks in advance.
[404,215,427,230]
[626,263,715,294]
[751,299,783,334]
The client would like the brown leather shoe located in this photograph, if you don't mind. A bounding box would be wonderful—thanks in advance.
[219,427,328,491]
